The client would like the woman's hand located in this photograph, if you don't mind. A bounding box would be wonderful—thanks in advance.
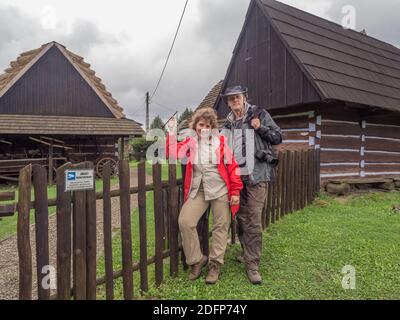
[166,117,177,134]
[230,195,240,206]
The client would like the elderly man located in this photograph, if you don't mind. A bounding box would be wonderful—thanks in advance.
[221,85,282,284]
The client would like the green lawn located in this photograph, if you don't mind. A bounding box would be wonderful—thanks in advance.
[97,190,400,300]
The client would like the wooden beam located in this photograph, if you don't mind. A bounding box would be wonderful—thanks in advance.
[40,136,66,144]
[28,137,72,150]
[0,174,18,182]
[0,204,16,217]
[0,191,15,201]
[0,139,12,145]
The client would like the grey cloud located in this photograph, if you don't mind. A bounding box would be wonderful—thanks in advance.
[0,1,253,125]
[194,0,250,53]
[57,19,121,56]
[3,0,397,127]
[0,4,121,67]
[325,0,400,47]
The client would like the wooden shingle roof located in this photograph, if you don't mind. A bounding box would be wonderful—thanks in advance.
[259,0,400,112]
[0,114,143,136]
[179,80,223,130]
[197,80,224,110]
[0,41,126,118]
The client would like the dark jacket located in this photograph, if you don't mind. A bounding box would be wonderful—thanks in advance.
[221,103,282,185]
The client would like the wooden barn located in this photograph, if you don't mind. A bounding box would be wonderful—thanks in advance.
[215,0,400,184]
[0,41,144,182]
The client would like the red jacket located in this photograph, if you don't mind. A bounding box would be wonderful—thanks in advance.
[166,134,243,217]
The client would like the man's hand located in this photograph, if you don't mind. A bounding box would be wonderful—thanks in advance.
[251,118,261,130]
[230,195,240,206]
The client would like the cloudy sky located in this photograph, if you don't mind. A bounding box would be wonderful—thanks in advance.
[1,0,399,125]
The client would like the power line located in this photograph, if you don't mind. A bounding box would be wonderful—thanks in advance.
[151,0,189,100]
[151,99,177,113]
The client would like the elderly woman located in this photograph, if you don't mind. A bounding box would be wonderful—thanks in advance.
[166,108,243,284]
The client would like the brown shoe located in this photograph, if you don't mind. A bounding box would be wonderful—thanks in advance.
[205,262,221,285]
[188,256,208,281]
[246,269,262,285]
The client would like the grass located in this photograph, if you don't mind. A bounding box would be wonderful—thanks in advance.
[97,190,400,300]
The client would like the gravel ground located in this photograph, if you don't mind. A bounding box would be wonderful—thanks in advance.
[0,171,152,300]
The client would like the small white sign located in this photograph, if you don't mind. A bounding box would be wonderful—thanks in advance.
[65,169,94,192]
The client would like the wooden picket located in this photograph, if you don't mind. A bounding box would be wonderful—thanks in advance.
[32,165,50,300]
[102,162,114,300]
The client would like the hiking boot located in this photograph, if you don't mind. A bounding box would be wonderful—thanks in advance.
[236,253,245,264]
[205,262,221,285]
[188,255,208,281]
[246,269,262,285]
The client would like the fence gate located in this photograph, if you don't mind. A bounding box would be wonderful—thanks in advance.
[14,160,189,300]
[11,149,320,300]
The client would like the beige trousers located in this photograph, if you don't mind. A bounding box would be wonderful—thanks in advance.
[178,190,231,266]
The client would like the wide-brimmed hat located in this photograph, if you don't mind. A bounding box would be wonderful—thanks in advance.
[221,85,248,102]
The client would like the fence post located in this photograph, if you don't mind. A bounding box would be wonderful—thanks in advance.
[280,151,288,218]
[299,150,305,210]
[56,163,72,300]
[118,160,134,300]
[72,163,87,300]
[265,181,272,228]
[138,161,149,292]
[178,184,188,270]
[271,178,277,224]
[303,150,308,207]
[86,162,97,300]
[152,163,164,287]
[295,150,301,211]
[276,152,283,221]
[32,165,50,300]
[102,162,114,300]
[17,164,33,300]
[287,151,294,214]
[162,187,169,250]
[316,147,321,194]
[168,164,179,277]
[308,150,314,204]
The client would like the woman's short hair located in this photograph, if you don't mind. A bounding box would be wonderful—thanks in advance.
[189,107,218,130]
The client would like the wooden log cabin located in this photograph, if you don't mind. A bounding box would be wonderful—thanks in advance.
[214,0,400,185]
[0,41,144,182]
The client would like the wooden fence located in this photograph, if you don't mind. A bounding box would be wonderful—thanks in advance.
[1,148,319,300]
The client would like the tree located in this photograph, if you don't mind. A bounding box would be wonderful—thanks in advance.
[178,107,194,126]
[150,115,165,130]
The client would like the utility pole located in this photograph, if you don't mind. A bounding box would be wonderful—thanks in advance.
[146,91,150,132]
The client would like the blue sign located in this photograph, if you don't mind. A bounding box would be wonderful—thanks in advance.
[67,172,76,181]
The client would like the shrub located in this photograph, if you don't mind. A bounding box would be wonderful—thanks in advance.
[130,138,154,161]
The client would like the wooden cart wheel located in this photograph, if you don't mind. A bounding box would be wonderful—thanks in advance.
[96,158,118,178]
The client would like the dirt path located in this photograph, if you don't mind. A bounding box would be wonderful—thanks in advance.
[0,170,152,300]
